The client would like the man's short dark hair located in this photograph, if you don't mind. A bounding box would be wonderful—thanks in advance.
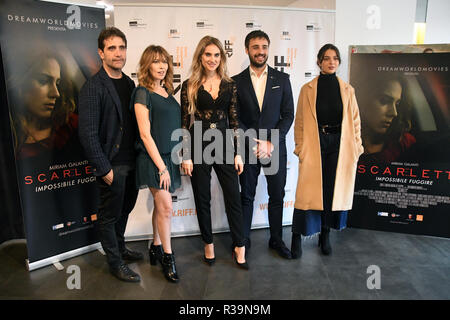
[98,27,127,51]
[245,30,270,49]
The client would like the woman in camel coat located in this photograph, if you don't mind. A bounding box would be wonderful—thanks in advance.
[291,44,363,258]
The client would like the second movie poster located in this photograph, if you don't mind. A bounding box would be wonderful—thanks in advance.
[349,51,450,238]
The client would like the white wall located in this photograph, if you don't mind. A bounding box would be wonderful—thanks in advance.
[425,0,450,44]
[335,0,416,81]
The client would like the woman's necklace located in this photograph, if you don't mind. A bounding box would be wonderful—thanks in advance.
[207,81,213,93]
[204,76,219,93]
[205,79,213,92]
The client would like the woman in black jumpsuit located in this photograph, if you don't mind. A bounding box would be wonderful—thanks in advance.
[181,36,248,269]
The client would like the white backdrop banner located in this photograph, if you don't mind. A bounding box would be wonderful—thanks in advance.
[114,4,335,240]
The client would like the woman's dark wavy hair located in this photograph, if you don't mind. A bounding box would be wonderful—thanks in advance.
[7,50,76,153]
[317,43,341,66]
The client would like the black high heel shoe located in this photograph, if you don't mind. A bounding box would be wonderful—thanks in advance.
[149,242,163,266]
[203,255,216,266]
[203,244,215,266]
[232,247,249,270]
[162,252,179,283]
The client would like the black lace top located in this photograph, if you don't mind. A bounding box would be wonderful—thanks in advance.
[180,78,241,159]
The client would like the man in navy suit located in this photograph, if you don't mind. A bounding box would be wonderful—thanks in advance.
[233,30,294,259]
[79,27,142,282]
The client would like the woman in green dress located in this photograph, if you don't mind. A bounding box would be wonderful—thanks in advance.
[132,45,181,283]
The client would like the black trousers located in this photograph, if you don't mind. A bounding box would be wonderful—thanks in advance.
[319,131,341,219]
[240,144,287,244]
[190,163,245,247]
[96,164,138,268]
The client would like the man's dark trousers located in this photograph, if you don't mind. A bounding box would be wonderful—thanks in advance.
[240,143,287,244]
[96,164,138,268]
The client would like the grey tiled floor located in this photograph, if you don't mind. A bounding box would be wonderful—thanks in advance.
[0,227,449,300]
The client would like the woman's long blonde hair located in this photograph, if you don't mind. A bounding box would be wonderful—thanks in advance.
[187,36,231,114]
[137,45,174,94]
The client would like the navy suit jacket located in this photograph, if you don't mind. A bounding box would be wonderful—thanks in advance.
[232,66,294,149]
[78,66,135,177]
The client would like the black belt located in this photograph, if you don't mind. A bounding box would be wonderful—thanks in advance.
[201,119,227,130]
[318,124,341,134]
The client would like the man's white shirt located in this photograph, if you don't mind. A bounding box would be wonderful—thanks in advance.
[249,64,268,111]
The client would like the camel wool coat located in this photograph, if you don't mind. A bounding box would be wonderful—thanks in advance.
[293,76,364,211]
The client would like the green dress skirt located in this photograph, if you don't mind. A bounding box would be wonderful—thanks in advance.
[131,86,181,193]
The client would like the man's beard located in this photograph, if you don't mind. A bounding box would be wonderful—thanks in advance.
[249,54,268,68]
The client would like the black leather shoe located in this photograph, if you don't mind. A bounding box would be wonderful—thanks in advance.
[319,227,332,255]
[162,253,179,283]
[149,243,163,266]
[291,233,302,259]
[110,264,141,282]
[121,248,144,261]
[269,240,292,259]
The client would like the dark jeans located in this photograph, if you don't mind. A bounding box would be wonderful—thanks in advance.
[190,163,244,247]
[96,164,138,268]
[320,131,341,214]
[240,145,287,244]
[292,131,347,236]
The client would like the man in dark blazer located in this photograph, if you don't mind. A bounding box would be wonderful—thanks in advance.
[79,27,142,282]
[233,30,294,259]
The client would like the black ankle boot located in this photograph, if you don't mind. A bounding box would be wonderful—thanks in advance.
[162,252,179,283]
[291,233,302,259]
[318,227,332,255]
[149,242,163,266]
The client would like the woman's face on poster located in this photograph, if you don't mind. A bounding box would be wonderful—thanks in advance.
[363,79,402,135]
[23,58,61,120]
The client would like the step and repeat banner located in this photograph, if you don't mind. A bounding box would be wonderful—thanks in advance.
[113,4,335,240]
[0,0,104,269]
[348,45,450,238]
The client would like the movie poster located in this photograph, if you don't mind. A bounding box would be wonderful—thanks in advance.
[0,0,105,266]
[349,52,450,238]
